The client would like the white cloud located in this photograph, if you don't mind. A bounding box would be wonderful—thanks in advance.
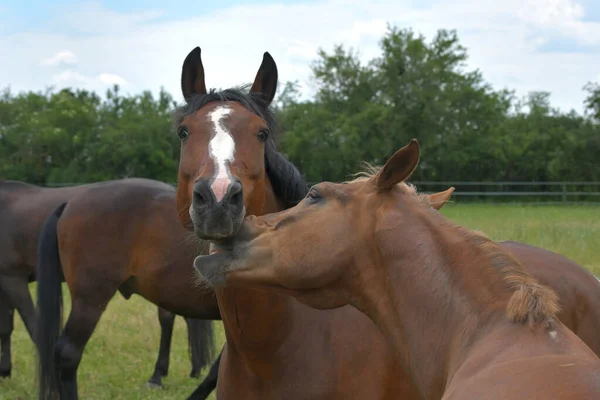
[98,73,128,86]
[52,70,89,85]
[1,0,599,113]
[41,50,78,66]
[48,70,127,90]
[517,0,600,45]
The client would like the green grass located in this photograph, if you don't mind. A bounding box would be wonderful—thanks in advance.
[0,204,598,399]
[441,203,599,276]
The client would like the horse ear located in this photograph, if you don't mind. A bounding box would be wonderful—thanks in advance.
[375,139,420,191]
[250,52,278,105]
[181,47,207,102]
[427,187,455,210]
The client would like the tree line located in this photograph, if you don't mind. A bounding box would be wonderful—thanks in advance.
[1,26,599,190]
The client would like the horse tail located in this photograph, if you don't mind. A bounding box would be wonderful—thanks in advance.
[186,346,223,400]
[35,202,67,400]
[185,318,215,377]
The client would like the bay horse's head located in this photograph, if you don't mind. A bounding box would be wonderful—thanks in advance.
[192,140,455,309]
[175,47,295,240]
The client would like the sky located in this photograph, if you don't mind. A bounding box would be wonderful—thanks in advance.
[1,0,599,114]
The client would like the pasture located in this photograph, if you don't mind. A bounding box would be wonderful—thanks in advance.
[1,203,598,399]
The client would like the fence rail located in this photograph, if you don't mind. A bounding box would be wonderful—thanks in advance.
[408,181,600,204]
[44,181,600,204]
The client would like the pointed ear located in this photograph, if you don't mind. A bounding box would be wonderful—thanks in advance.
[250,52,278,105]
[375,139,420,191]
[427,187,455,210]
[181,47,207,102]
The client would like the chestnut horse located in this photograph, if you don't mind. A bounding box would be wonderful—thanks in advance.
[34,178,222,399]
[195,139,600,399]
[174,47,415,399]
[0,179,211,386]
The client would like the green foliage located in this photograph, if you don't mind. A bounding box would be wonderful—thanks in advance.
[0,85,179,184]
[0,25,598,187]
[279,25,599,184]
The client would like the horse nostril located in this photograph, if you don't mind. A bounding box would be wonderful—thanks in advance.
[194,189,206,206]
[231,189,242,205]
[226,180,243,207]
[193,180,212,208]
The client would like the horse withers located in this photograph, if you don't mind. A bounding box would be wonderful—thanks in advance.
[195,139,600,399]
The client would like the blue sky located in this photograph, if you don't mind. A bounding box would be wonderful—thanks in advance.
[1,0,599,113]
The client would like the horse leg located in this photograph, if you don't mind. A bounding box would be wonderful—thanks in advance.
[186,346,223,400]
[0,289,14,378]
[54,293,113,400]
[147,307,176,388]
[0,273,36,341]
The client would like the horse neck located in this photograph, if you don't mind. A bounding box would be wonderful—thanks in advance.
[216,178,299,366]
[362,207,519,399]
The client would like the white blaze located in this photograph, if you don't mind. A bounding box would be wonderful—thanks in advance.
[208,106,235,203]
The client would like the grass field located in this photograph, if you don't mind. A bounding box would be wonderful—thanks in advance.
[1,204,598,399]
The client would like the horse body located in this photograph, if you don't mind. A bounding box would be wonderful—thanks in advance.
[34,178,221,399]
[443,323,600,399]
[56,178,220,319]
[193,139,600,399]
[175,48,411,399]
[0,181,83,277]
[215,288,405,399]
[0,181,91,377]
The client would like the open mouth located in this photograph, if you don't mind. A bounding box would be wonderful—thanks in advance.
[209,243,223,255]
[207,238,236,255]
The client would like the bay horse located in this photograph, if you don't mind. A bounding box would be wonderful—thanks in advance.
[34,178,222,399]
[194,139,600,399]
[174,47,414,399]
[0,179,210,385]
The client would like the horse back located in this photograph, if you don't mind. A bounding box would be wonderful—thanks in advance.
[54,179,198,295]
[445,322,600,400]
[0,181,79,272]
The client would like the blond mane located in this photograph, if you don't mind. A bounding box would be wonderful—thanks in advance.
[466,230,560,327]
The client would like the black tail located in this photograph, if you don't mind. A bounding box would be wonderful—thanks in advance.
[186,346,222,400]
[185,318,215,377]
[35,202,67,400]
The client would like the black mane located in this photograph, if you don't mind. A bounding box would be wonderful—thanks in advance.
[173,85,308,208]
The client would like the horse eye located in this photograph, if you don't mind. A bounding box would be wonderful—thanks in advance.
[178,126,189,141]
[306,189,322,203]
[257,130,269,143]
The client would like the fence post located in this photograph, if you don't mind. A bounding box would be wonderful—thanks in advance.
[562,183,567,203]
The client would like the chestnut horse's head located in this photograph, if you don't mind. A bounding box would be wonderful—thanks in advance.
[174,47,306,240]
[192,140,456,310]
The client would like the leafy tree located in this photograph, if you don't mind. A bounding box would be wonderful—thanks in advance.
[0,25,598,192]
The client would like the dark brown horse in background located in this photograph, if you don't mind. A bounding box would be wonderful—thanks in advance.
[194,139,600,399]
[0,179,213,386]
[0,179,212,386]
[29,179,221,399]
